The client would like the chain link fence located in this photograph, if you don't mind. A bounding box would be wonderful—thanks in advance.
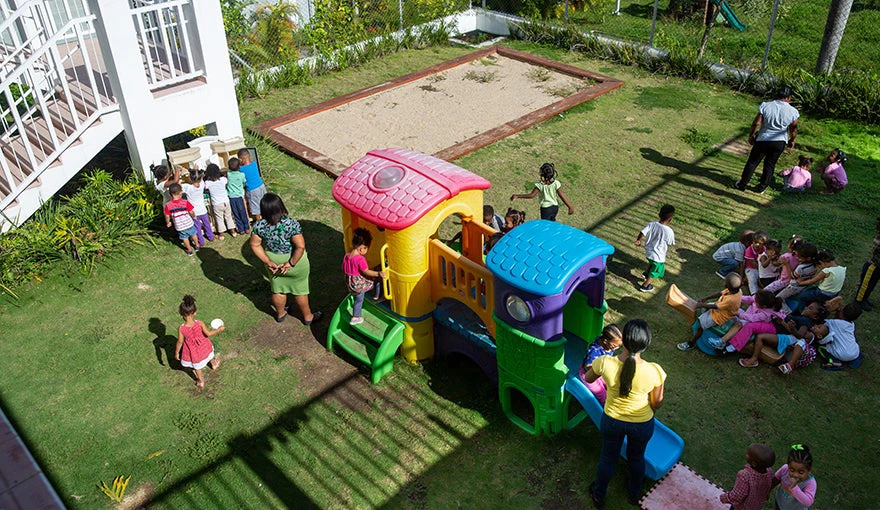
[486,0,880,76]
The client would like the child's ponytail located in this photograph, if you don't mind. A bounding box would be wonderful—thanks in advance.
[179,294,197,317]
[619,319,652,398]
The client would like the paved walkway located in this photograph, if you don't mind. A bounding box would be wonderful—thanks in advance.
[0,408,64,509]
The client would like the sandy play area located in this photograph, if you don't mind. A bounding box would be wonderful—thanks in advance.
[258,46,622,175]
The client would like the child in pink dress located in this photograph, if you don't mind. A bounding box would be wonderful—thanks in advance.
[763,236,802,294]
[778,155,813,194]
[820,148,847,195]
[174,295,223,388]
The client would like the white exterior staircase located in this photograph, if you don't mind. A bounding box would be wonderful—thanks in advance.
[0,0,243,232]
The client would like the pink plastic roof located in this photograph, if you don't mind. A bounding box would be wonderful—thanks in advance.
[332,149,491,230]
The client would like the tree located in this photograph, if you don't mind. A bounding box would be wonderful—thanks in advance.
[816,0,854,74]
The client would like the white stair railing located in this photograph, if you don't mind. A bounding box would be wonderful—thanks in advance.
[0,0,118,211]
[129,0,203,90]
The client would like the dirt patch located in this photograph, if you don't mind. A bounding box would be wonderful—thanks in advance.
[247,318,375,413]
[118,483,153,510]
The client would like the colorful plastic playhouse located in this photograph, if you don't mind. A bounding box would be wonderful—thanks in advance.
[327,149,684,479]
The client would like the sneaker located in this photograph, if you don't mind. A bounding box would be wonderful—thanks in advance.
[725,343,738,354]
[755,186,767,194]
[733,180,746,191]
[186,250,195,256]
[778,362,792,375]
[641,271,648,279]
[677,341,694,351]
[350,317,364,325]
[707,336,724,349]
[638,284,654,293]
[714,270,726,279]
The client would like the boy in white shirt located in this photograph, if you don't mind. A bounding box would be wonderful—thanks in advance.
[635,204,675,292]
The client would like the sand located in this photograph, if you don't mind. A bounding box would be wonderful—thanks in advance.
[274,54,595,168]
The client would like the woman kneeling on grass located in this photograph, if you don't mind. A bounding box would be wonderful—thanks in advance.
[585,319,666,508]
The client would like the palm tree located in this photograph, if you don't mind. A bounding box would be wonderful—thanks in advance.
[816,0,854,74]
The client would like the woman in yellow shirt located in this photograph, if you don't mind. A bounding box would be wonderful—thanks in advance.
[585,319,666,508]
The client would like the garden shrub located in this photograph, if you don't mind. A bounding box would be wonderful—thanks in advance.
[0,170,156,296]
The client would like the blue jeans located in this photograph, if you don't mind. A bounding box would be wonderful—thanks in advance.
[716,257,739,276]
[593,414,655,502]
[796,287,838,313]
[230,197,250,233]
[351,291,366,318]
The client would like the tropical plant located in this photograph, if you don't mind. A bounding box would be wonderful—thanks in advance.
[98,475,131,503]
[0,169,157,294]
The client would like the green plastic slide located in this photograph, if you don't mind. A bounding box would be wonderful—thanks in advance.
[710,0,746,31]
[326,295,405,384]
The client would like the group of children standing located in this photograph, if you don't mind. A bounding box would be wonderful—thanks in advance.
[154,149,265,256]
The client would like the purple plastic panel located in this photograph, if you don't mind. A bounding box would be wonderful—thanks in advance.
[494,258,607,341]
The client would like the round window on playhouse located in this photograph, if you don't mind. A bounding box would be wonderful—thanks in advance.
[371,165,405,190]
[505,294,531,323]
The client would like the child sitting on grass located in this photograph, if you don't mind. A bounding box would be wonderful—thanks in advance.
[712,230,754,279]
[678,273,742,351]
[510,162,574,221]
[816,302,862,370]
[164,183,198,256]
[764,236,802,294]
[794,249,846,312]
[757,239,783,289]
[778,155,813,194]
[635,204,676,293]
[578,324,623,405]
[820,148,847,195]
[776,242,818,300]
[719,443,776,510]
[343,228,386,325]
[709,290,786,351]
[772,444,817,509]
[743,231,768,295]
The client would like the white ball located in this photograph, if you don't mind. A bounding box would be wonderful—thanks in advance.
[210,318,224,329]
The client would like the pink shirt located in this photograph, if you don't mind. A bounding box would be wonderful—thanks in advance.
[775,464,817,508]
[780,165,811,188]
[342,253,368,277]
[778,252,797,282]
[744,244,765,270]
[823,162,847,186]
[738,295,786,323]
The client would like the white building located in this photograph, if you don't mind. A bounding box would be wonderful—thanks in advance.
[0,0,243,231]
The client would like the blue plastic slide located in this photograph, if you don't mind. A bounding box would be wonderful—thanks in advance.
[563,336,684,480]
[711,0,747,31]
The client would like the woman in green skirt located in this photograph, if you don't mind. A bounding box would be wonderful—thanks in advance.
[249,193,322,324]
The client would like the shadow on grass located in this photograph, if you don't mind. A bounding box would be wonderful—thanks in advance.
[150,317,183,370]
[145,366,490,508]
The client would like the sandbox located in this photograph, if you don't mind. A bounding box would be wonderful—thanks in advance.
[254,46,623,176]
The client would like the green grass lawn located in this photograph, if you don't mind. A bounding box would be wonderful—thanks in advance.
[2,42,879,509]
[561,0,880,74]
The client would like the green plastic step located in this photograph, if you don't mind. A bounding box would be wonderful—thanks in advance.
[326,295,406,384]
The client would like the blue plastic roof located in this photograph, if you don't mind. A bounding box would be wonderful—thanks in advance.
[486,220,615,296]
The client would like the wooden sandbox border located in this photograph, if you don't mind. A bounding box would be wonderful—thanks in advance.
[253,45,624,178]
